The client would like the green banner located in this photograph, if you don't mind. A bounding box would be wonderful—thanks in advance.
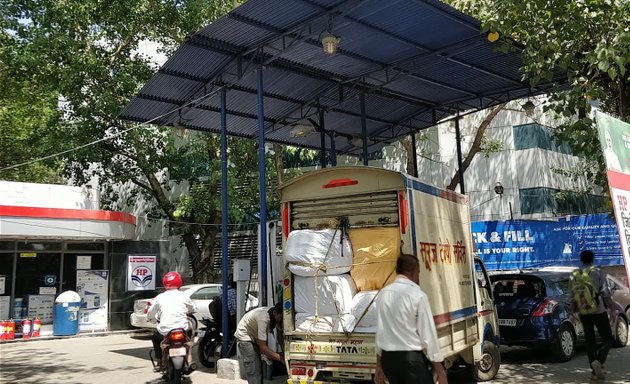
[596,111,630,174]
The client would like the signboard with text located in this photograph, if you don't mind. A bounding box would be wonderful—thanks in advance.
[76,270,109,332]
[596,111,630,284]
[472,214,622,270]
[127,255,157,291]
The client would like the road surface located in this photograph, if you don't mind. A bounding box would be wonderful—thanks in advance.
[1,332,629,383]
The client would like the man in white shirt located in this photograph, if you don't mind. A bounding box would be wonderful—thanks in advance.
[374,254,448,384]
[147,271,196,368]
[235,302,284,384]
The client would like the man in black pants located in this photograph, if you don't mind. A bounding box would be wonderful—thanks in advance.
[571,250,617,381]
[374,254,448,384]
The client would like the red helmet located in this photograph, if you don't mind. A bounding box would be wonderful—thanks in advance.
[163,271,183,290]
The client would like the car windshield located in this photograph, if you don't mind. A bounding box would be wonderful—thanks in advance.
[491,276,544,302]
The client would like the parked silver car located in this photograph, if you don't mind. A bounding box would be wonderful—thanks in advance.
[130,284,258,330]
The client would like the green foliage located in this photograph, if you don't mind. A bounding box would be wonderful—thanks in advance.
[0,0,274,282]
[445,0,630,193]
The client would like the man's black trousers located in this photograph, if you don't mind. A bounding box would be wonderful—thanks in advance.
[382,350,433,384]
[579,311,613,368]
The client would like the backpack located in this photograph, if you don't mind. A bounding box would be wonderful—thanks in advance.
[572,266,599,315]
[208,295,223,323]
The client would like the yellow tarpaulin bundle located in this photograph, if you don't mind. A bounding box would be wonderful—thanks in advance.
[349,227,400,291]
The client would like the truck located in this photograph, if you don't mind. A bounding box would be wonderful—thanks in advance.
[277,166,500,383]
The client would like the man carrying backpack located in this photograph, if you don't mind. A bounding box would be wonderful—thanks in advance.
[570,250,617,381]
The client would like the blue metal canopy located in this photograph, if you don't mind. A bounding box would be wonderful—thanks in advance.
[120,0,565,156]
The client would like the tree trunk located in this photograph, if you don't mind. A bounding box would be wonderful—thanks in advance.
[274,143,284,186]
[446,103,507,191]
[401,136,415,175]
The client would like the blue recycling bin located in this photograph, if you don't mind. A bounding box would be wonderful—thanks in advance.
[53,291,81,336]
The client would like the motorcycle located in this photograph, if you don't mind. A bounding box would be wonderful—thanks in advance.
[150,327,197,384]
[197,317,236,372]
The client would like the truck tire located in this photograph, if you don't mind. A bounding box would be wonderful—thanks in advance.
[613,316,628,347]
[552,324,575,362]
[471,341,500,381]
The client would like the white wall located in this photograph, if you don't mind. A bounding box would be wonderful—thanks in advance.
[371,98,591,222]
[0,180,100,209]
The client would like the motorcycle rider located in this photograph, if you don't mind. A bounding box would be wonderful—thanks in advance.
[147,271,196,369]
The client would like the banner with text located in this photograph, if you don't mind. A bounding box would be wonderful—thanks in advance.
[596,111,630,284]
[77,270,109,332]
[472,214,622,270]
[127,255,157,291]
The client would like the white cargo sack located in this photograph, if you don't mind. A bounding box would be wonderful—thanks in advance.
[293,274,357,316]
[295,313,356,333]
[284,229,353,276]
[351,290,379,328]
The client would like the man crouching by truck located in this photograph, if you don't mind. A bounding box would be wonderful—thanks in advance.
[374,254,448,384]
[235,302,284,384]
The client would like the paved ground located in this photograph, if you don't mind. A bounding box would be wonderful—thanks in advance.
[1,332,629,383]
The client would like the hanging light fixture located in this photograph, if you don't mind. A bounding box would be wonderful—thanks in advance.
[322,32,340,55]
[522,100,536,116]
[322,15,340,55]
[289,124,317,138]
[174,110,187,137]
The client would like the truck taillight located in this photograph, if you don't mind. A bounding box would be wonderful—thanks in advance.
[323,177,358,188]
[291,367,306,376]
[533,299,558,316]
[143,301,152,314]
[282,203,289,239]
[398,191,408,234]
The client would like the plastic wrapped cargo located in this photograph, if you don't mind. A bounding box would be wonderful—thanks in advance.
[284,228,353,276]
[293,274,357,316]
[349,227,400,291]
[351,290,379,328]
[294,313,356,333]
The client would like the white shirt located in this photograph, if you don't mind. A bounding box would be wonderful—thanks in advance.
[235,306,272,342]
[147,289,196,336]
[375,275,444,362]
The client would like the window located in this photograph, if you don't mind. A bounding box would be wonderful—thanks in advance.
[519,188,607,215]
[513,123,571,154]
[66,242,105,251]
[189,286,221,300]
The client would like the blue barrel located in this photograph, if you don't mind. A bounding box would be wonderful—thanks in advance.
[53,291,81,336]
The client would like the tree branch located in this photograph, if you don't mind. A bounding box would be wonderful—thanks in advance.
[447,103,507,191]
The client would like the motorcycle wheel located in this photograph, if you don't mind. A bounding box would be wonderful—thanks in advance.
[168,360,182,384]
[198,337,222,371]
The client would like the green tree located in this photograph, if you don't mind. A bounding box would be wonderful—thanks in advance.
[446,0,630,190]
[0,0,286,282]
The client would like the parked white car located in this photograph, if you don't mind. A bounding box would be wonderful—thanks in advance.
[130,284,258,330]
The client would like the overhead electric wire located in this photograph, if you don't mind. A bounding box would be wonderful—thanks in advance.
[0,85,226,173]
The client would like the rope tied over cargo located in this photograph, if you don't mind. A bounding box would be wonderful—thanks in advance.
[313,218,349,323]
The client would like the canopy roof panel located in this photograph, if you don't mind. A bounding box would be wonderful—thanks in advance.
[121,0,565,155]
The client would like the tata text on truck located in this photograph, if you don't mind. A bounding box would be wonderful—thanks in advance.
[278,167,500,383]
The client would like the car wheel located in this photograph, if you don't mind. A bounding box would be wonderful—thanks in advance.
[552,324,575,362]
[613,316,628,347]
[470,340,500,381]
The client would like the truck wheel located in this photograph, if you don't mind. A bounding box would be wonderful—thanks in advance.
[471,341,500,381]
[613,316,628,347]
[552,324,575,362]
